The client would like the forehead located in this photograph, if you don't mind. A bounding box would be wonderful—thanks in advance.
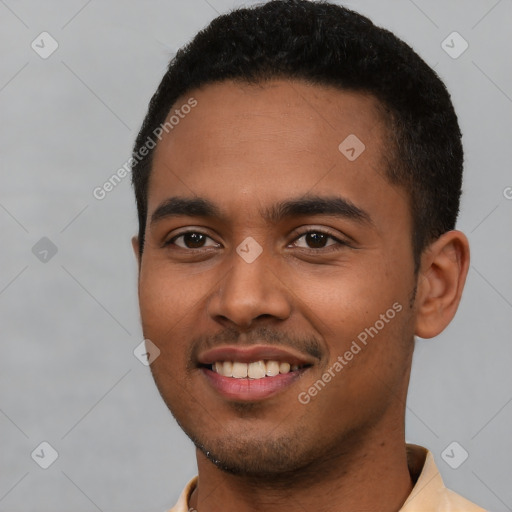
[148,79,405,227]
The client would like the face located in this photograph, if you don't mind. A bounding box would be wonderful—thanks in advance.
[134,80,418,477]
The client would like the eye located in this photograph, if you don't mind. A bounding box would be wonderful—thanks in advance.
[165,231,220,250]
[291,230,348,250]
[164,229,349,252]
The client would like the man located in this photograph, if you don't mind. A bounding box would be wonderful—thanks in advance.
[130,1,485,510]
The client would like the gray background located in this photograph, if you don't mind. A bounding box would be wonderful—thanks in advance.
[1,0,511,511]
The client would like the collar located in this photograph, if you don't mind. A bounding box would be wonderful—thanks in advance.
[169,444,486,512]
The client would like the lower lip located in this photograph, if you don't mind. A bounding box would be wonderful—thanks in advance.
[201,368,305,401]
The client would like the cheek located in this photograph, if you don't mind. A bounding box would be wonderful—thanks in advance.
[297,304,412,430]
[138,258,207,328]
[290,260,413,388]
[138,260,221,379]
[138,267,202,410]
[138,276,191,378]
[292,263,401,335]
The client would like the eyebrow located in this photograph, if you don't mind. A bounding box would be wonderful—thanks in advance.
[150,194,373,227]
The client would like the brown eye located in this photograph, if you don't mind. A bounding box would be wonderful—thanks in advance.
[166,232,219,249]
[182,233,206,248]
[292,231,340,250]
[304,232,329,248]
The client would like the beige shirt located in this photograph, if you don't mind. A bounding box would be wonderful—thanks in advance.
[168,444,487,512]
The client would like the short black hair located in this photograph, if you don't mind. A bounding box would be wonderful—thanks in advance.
[131,0,463,271]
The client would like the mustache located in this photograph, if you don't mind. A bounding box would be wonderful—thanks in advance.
[188,325,324,363]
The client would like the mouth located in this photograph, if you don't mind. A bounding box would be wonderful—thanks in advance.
[202,360,309,379]
[197,345,314,401]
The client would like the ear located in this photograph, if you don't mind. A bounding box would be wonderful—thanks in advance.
[131,236,141,270]
[414,230,470,339]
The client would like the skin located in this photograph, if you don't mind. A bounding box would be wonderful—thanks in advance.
[132,79,470,512]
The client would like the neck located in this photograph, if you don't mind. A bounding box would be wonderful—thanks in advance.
[189,425,413,512]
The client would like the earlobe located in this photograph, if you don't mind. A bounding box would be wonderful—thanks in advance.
[414,230,470,339]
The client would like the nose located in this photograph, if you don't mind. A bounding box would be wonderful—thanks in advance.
[207,244,292,329]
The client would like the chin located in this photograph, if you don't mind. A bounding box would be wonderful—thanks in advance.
[170,409,314,477]
[194,435,313,478]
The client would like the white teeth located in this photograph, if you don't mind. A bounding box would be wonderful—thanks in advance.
[266,360,280,377]
[279,362,291,374]
[222,361,233,377]
[232,361,248,378]
[211,360,303,378]
[248,361,266,379]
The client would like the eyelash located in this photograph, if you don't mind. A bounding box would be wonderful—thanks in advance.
[164,229,350,253]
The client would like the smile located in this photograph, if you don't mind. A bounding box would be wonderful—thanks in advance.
[209,360,307,379]
[197,344,316,401]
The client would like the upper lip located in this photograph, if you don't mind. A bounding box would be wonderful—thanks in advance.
[197,344,316,366]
